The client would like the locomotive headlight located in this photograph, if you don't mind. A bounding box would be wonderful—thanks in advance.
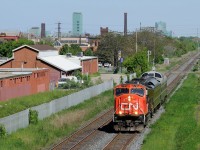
[128,96,131,101]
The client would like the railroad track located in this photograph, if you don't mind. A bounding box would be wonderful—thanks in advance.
[103,133,138,150]
[51,51,200,150]
[51,109,113,150]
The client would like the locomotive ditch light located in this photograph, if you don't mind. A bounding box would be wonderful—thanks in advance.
[119,111,122,115]
[128,96,131,101]
[134,111,138,115]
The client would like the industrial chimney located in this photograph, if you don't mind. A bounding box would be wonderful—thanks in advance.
[124,13,127,36]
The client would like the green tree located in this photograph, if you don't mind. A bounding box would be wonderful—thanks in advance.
[69,44,82,55]
[0,38,34,58]
[95,33,126,67]
[37,37,54,46]
[59,44,69,55]
[84,48,93,56]
[123,48,149,76]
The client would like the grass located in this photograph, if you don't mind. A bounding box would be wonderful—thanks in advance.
[142,73,200,150]
[90,72,101,77]
[156,51,197,73]
[0,89,78,118]
[0,90,113,150]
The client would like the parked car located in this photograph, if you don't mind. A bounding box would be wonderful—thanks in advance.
[57,76,78,88]
[58,78,69,87]
[65,76,78,82]
[104,63,110,68]
[98,62,103,67]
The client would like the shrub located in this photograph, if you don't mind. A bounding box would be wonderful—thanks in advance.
[192,63,199,72]
[29,109,38,125]
[63,80,80,89]
[0,124,6,138]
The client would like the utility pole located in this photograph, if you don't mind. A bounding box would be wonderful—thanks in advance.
[136,29,138,53]
[197,28,200,70]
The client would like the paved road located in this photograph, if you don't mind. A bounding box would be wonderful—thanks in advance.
[92,74,127,85]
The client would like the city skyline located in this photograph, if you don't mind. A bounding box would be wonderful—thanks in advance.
[1,0,200,37]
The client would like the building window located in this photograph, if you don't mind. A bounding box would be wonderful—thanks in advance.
[27,76,30,81]
[0,80,3,87]
[34,73,37,78]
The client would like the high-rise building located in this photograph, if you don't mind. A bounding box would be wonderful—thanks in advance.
[41,23,46,38]
[29,27,40,38]
[155,21,167,34]
[72,12,83,36]
[155,21,172,37]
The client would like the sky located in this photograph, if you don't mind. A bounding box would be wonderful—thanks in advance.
[1,0,200,37]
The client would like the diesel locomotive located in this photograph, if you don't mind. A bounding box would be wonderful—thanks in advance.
[113,71,167,131]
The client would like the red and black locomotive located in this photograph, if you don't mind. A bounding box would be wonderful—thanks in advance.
[113,71,167,131]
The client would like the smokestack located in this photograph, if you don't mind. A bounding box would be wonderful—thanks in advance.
[124,12,127,36]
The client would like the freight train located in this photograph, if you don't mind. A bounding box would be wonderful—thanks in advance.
[113,71,167,131]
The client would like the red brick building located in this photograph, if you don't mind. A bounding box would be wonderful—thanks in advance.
[0,45,98,85]
[0,68,49,101]
[0,32,21,41]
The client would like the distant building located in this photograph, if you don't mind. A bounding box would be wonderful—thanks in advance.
[140,27,157,33]
[72,12,83,36]
[29,27,40,38]
[155,21,167,34]
[0,31,21,41]
[0,68,49,101]
[41,23,46,38]
[54,36,100,52]
[100,27,109,36]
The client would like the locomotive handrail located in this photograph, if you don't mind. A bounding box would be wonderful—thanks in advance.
[113,105,121,122]
[139,107,146,125]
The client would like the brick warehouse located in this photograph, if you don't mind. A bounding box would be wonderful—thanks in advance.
[0,68,49,101]
[0,45,98,86]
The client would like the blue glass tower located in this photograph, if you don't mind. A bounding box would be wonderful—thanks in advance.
[72,12,83,36]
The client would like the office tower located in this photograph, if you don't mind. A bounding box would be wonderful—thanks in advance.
[41,23,46,38]
[72,12,83,36]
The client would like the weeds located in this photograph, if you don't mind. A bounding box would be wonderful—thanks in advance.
[0,90,113,150]
[142,73,200,150]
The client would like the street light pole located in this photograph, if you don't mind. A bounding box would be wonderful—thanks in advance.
[136,29,138,53]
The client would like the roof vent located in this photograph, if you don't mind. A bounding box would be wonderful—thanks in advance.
[77,52,83,57]
[66,53,72,57]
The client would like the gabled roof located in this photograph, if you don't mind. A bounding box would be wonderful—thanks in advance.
[12,45,39,53]
[30,45,58,51]
[38,55,82,72]
[0,57,14,66]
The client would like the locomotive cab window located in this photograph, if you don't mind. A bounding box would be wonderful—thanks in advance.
[141,73,148,78]
[115,88,129,96]
[131,88,144,96]
[155,73,162,78]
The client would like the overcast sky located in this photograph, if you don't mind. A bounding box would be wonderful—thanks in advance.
[1,0,200,36]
